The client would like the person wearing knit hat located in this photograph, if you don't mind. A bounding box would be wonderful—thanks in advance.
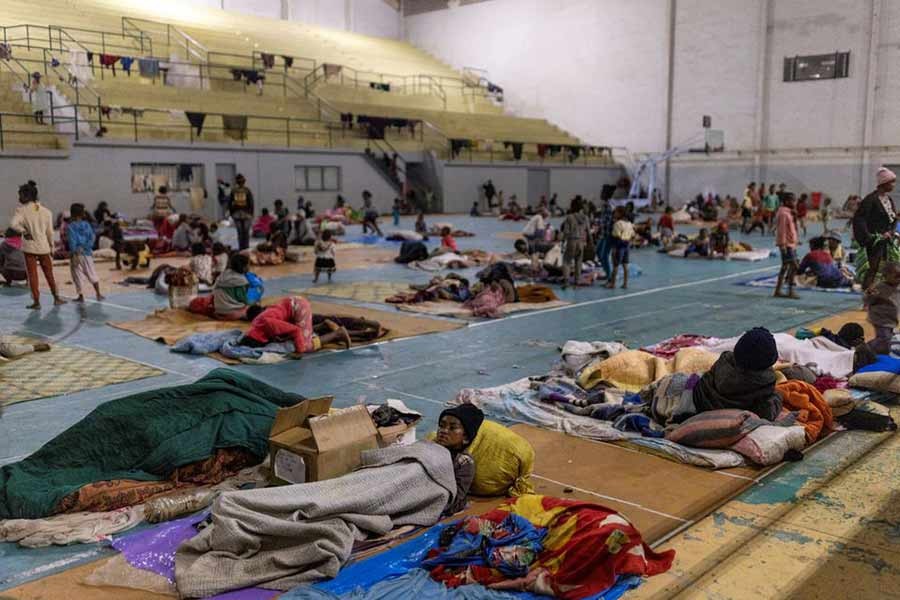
[436,403,484,515]
[691,327,783,421]
[853,166,898,290]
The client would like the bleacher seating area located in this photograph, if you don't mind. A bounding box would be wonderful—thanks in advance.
[0,0,611,164]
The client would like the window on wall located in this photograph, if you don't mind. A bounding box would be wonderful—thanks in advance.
[131,163,204,193]
[295,166,341,191]
[783,52,850,82]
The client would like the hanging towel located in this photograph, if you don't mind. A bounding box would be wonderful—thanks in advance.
[100,54,119,75]
[282,55,293,68]
[230,68,243,81]
[178,164,194,183]
[185,111,206,135]
[260,53,275,69]
[50,57,60,68]
[119,56,135,75]
[86,51,94,63]
[0,43,11,60]
[138,58,160,78]
[222,115,248,140]
[323,63,342,78]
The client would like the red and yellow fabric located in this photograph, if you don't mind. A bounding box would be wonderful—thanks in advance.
[429,495,675,599]
[245,296,320,353]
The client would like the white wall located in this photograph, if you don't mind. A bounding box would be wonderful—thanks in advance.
[222,0,281,20]
[440,163,623,213]
[0,142,399,225]
[404,0,670,153]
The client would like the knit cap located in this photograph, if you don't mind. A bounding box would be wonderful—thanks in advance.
[877,167,896,187]
[733,327,778,371]
[439,404,485,446]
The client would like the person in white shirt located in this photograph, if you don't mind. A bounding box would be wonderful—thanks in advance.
[522,208,549,243]
[10,181,66,309]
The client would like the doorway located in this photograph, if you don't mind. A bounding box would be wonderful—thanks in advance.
[526,168,550,207]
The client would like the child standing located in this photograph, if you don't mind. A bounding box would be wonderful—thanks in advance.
[820,196,832,233]
[775,193,800,299]
[67,203,104,302]
[314,229,336,283]
[188,242,213,285]
[415,211,428,235]
[560,196,589,288]
[865,262,900,354]
[796,193,809,238]
[392,198,401,226]
[606,207,634,289]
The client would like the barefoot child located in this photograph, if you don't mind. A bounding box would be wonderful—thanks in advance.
[67,203,104,302]
[606,207,635,289]
[314,229,336,283]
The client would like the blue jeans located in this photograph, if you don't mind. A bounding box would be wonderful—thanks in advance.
[596,236,612,279]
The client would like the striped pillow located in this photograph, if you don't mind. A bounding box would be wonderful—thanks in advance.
[665,409,759,449]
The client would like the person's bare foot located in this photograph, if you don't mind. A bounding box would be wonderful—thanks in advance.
[621,284,628,289]
[75,295,85,303]
[26,302,40,310]
[53,297,67,306]
[34,343,51,352]
[787,291,801,300]
[604,282,614,289]
[336,327,351,349]
[96,294,106,301]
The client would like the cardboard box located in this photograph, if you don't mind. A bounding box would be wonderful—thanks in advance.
[368,399,423,448]
[268,397,378,485]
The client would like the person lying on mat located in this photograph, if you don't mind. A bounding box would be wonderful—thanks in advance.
[240,296,351,353]
[692,327,782,421]
[0,336,50,362]
[436,403,484,515]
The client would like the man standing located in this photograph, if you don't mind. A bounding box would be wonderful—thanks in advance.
[482,179,496,213]
[853,167,898,291]
[595,199,615,280]
[228,173,254,251]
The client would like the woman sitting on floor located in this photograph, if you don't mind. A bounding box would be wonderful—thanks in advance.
[252,208,275,238]
[210,254,257,319]
[241,296,351,352]
[798,237,852,289]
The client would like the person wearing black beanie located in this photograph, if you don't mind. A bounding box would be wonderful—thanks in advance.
[436,403,484,515]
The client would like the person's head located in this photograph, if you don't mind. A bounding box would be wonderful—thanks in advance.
[212,242,227,256]
[837,323,865,348]
[210,222,219,233]
[781,193,795,208]
[98,201,108,210]
[441,226,452,237]
[393,197,400,205]
[417,211,425,221]
[436,404,484,451]
[335,195,345,207]
[809,237,826,251]
[827,234,841,250]
[569,196,584,214]
[191,242,206,257]
[514,239,528,254]
[698,228,708,239]
[798,193,808,203]
[877,166,897,193]
[235,174,246,186]
[778,182,786,190]
[228,252,250,274]
[70,203,86,220]
[824,196,832,206]
[297,195,305,208]
[4,227,20,239]
[882,262,900,286]
[177,214,187,225]
[261,208,269,216]
[158,185,168,195]
[748,182,756,190]
[18,180,37,204]
[613,206,626,220]
[274,199,283,209]
[540,207,550,218]
[769,184,776,193]
[321,229,333,242]
[473,201,479,207]
[665,206,673,214]
[717,221,728,232]
[733,327,778,372]
[362,190,372,200]
[245,304,265,321]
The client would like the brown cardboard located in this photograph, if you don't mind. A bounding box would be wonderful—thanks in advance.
[268,399,378,485]
[377,415,422,447]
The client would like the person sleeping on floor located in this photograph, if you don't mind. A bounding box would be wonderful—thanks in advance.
[241,296,351,353]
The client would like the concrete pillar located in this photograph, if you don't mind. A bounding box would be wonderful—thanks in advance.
[280,0,291,20]
[753,0,772,183]
[860,0,882,194]
[663,0,676,204]
[345,0,354,32]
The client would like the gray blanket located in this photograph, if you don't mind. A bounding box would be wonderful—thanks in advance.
[174,442,456,598]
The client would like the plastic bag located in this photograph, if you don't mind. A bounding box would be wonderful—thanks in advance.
[466,420,535,497]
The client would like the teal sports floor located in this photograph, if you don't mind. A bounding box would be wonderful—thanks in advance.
[0,214,866,590]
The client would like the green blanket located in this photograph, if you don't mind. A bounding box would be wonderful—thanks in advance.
[0,369,304,519]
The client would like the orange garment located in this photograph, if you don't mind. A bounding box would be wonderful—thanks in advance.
[775,380,834,443]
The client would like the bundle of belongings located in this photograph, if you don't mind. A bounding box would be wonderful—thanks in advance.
[455,324,895,469]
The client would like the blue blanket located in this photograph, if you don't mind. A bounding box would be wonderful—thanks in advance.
[171,330,295,360]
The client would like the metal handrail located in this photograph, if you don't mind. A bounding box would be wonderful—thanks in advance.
[0,110,76,151]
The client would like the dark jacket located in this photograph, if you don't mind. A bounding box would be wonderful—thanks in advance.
[852,191,896,247]
[692,352,782,421]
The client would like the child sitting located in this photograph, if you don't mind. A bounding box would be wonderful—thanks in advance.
[212,242,229,280]
[171,215,192,252]
[440,226,458,252]
[657,206,675,248]
[470,202,480,217]
[67,203,104,302]
[709,222,730,258]
[252,208,275,238]
[188,242,213,285]
[606,207,634,289]
[415,211,428,235]
[314,230,336,283]
[865,262,900,354]
[212,253,255,319]
[0,228,27,286]
[684,228,711,258]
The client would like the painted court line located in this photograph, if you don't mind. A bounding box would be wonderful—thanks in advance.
[531,474,688,522]
[468,264,780,328]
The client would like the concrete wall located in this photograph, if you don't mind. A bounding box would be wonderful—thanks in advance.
[190,0,401,39]
[404,0,671,153]
[0,142,399,226]
[440,163,623,213]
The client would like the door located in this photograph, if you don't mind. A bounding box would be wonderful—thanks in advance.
[527,168,550,208]
[215,163,236,218]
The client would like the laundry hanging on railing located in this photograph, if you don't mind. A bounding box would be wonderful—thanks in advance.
[0,43,11,60]
[260,53,275,69]
[122,107,145,118]
[548,144,562,156]
[281,55,294,68]
[450,138,472,159]
[67,49,93,83]
[100,54,120,74]
[340,112,354,128]
[185,111,206,135]
[369,81,390,92]
[166,57,202,89]
[177,164,194,183]
[323,63,342,79]
[222,115,248,140]
[138,58,160,78]
[567,145,581,162]
[537,144,548,158]
[504,141,523,160]
[119,56,135,76]
[50,57,60,68]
